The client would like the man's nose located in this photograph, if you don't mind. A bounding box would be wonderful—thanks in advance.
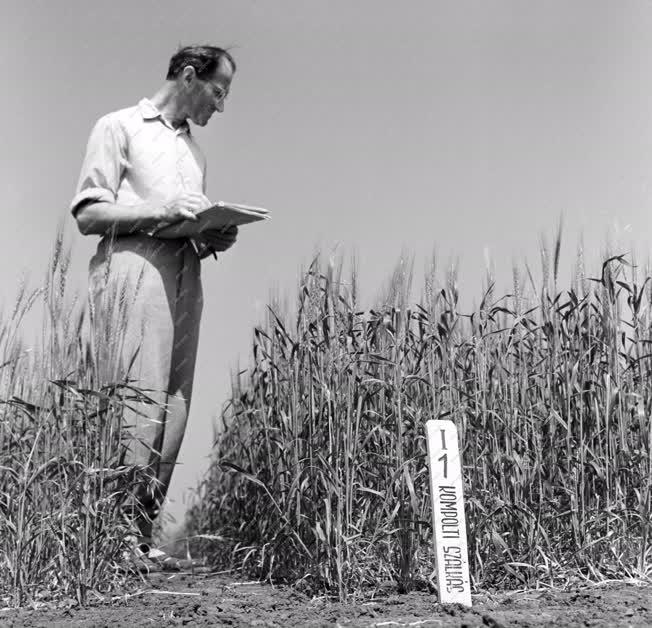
[216,100,224,113]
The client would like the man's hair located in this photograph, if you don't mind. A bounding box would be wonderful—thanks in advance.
[166,45,236,80]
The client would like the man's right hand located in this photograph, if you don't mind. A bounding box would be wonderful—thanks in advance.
[158,193,212,225]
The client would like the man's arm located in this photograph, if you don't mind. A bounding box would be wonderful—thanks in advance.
[75,199,165,236]
[70,113,127,231]
[75,194,208,237]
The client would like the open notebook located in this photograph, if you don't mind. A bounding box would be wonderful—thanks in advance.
[153,201,270,238]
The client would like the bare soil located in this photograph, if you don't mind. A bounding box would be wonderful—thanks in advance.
[1,573,651,627]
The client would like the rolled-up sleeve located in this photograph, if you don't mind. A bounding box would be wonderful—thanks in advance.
[70,114,127,218]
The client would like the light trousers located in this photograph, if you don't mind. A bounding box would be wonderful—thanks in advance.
[88,233,203,539]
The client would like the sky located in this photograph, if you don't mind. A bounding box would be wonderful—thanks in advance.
[3,0,652,529]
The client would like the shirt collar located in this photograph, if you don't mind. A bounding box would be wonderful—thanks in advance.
[137,97,191,135]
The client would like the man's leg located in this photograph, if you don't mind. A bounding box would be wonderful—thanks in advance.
[151,242,203,517]
[89,235,179,543]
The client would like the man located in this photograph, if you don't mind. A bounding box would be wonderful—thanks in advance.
[70,45,238,571]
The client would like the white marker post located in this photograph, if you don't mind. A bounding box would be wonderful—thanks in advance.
[425,419,472,607]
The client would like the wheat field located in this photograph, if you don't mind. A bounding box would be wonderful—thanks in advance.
[185,231,652,600]
[0,228,157,606]
[1,227,651,607]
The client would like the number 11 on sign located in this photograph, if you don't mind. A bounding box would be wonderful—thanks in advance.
[425,419,472,607]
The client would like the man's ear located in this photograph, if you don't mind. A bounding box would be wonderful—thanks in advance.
[181,65,197,86]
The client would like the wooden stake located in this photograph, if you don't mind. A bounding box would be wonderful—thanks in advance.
[425,419,472,607]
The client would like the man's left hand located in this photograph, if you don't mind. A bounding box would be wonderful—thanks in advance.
[198,225,239,254]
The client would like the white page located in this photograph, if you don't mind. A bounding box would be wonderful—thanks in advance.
[154,202,270,238]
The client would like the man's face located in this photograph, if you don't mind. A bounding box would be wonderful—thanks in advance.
[186,60,234,127]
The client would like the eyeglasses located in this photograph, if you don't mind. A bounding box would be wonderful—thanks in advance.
[205,81,228,102]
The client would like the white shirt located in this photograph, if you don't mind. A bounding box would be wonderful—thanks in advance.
[70,97,212,256]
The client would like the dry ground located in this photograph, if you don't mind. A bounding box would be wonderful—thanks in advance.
[1,573,651,627]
